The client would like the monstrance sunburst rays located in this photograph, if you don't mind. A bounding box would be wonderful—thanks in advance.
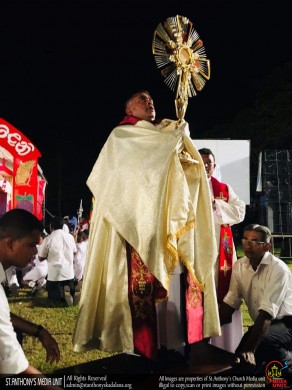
[152,15,210,122]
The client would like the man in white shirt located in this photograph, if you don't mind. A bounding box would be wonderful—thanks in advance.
[38,216,77,305]
[0,209,60,383]
[22,233,48,295]
[220,224,292,376]
[73,229,89,283]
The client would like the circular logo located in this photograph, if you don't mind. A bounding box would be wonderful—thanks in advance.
[265,360,288,387]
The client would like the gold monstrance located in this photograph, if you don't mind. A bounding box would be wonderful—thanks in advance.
[152,15,210,123]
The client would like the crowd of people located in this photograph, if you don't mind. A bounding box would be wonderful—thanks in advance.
[0,90,291,383]
[3,214,89,305]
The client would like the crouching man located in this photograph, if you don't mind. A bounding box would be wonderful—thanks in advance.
[0,209,61,389]
[220,224,292,376]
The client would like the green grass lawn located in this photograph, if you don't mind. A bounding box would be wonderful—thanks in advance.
[8,262,292,374]
[8,289,113,373]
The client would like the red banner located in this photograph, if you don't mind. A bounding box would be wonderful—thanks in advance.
[0,118,43,218]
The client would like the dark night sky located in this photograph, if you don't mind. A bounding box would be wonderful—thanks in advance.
[1,0,291,218]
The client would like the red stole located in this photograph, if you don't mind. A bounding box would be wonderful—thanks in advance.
[126,243,167,360]
[118,115,161,126]
[119,115,140,125]
[185,273,204,343]
[211,177,233,303]
[126,243,204,359]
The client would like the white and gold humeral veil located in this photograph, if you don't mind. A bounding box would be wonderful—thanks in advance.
[73,16,220,354]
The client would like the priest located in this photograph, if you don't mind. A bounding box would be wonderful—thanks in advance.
[73,91,220,362]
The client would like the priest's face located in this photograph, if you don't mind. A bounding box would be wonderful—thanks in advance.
[126,92,156,122]
[200,153,216,178]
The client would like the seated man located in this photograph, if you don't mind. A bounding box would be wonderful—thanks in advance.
[38,216,77,305]
[22,233,48,296]
[73,229,89,285]
[4,265,20,297]
[0,209,61,387]
[220,224,292,376]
